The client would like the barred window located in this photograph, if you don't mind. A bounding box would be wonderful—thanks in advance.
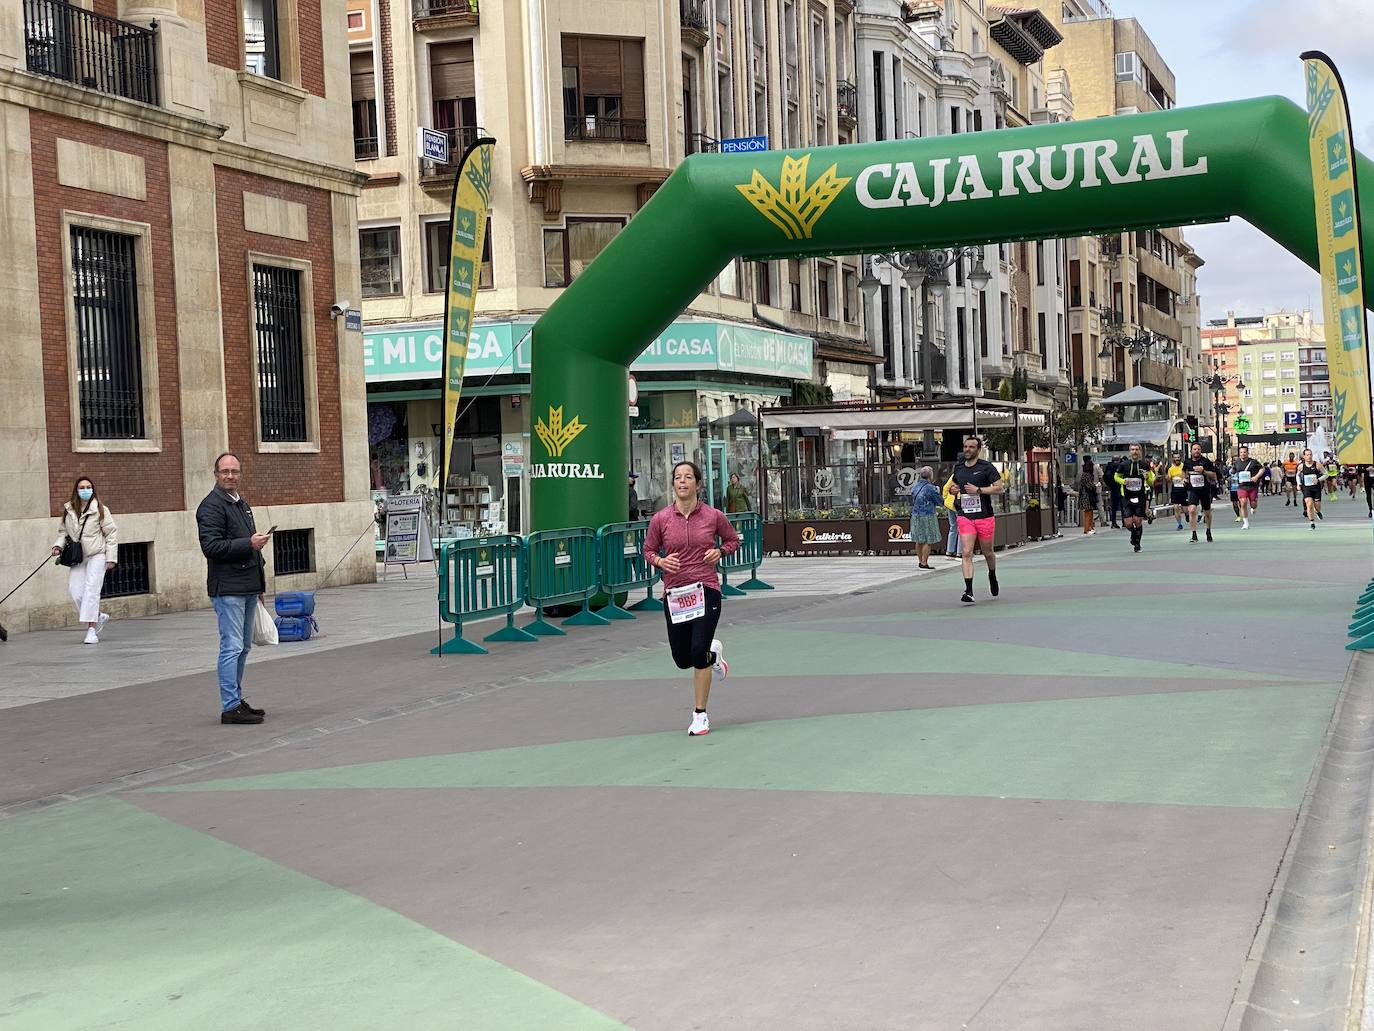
[273,528,313,575]
[71,227,145,440]
[101,543,151,598]
[252,264,307,442]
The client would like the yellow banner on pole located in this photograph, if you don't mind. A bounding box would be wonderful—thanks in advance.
[441,136,495,496]
[1303,52,1373,463]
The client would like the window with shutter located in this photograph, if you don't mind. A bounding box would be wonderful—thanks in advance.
[560,35,647,142]
[351,51,378,159]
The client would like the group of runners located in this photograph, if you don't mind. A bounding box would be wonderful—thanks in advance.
[644,440,1374,737]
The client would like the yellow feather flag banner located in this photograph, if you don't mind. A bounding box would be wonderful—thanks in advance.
[439,137,495,497]
[1303,52,1373,463]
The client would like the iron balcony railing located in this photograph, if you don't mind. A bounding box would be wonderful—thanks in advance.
[419,125,487,177]
[687,131,719,155]
[24,0,159,106]
[354,135,380,160]
[413,0,477,17]
[836,80,858,122]
[680,0,709,33]
[564,116,648,143]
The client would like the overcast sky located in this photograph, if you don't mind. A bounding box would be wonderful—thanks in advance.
[1112,0,1374,325]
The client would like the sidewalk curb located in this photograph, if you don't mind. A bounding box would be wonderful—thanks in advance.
[1222,652,1374,1031]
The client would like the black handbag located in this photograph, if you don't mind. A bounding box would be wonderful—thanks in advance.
[57,512,92,567]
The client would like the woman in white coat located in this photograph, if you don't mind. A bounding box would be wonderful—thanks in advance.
[51,477,118,644]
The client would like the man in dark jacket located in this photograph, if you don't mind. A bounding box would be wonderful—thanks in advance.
[196,452,269,725]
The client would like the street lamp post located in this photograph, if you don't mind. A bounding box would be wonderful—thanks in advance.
[863,246,991,459]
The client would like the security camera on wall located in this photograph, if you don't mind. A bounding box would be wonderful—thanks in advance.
[329,301,350,318]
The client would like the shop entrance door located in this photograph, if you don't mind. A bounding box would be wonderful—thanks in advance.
[706,440,728,508]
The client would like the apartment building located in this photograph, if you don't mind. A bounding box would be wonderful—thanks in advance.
[854,0,1072,411]
[349,0,875,529]
[1204,310,1329,446]
[0,0,372,633]
[1025,0,1205,414]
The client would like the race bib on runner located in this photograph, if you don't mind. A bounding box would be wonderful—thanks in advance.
[1238,470,1251,483]
[1172,476,1184,488]
[666,582,706,625]
[1124,477,1143,492]
[960,493,983,514]
[1303,473,1318,486]
[1189,473,1205,488]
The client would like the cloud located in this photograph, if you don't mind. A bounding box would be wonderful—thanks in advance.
[1189,221,1320,324]
[1220,0,1374,61]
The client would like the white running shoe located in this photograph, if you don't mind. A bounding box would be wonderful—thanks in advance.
[710,638,728,682]
[688,711,710,736]
[96,613,110,637]
[83,627,99,645]
[1241,519,1249,529]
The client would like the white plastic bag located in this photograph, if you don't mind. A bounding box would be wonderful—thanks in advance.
[252,597,278,646]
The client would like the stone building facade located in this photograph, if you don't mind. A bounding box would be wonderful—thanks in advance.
[0,0,372,633]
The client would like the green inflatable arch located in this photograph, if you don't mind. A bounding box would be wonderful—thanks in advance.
[529,96,1374,532]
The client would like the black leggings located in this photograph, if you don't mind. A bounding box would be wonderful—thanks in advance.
[663,587,722,670]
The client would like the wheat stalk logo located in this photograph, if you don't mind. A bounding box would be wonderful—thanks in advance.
[736,154,851,240]
[535,405,586,458]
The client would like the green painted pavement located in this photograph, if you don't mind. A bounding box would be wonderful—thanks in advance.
[546,626,1289,683]
[788,585,1345,625]
[0,799,626,1031]
[151,685,1338,810]
[893,567,1336,592]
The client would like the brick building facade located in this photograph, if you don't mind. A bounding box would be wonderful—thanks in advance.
[0,0,372,632]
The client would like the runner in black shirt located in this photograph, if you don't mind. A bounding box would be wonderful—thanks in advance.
[1182,442,1218,543]
[1363,465,1374,517]
[1113,443,1156,553]
[944,436,1004,605]
[1298,448,1325,528]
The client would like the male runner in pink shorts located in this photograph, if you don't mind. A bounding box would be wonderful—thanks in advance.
[945,435,1004,604]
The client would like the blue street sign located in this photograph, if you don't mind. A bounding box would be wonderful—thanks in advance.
[1065,451,1077,464]
[417,127,449,164]
[344,309,363,332]
[1284,410,1304,428]
[719,135,769,154]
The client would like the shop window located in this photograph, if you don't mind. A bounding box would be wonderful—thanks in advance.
[561,34,647,142]
[360,226,402,297]
[273,529,314,575]
[543,217,624,288]
[101,542,150,598]
[425,217,493,293]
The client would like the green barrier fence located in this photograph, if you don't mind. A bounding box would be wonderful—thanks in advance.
[432,535,536,655]
[525,527,608,635]
[596,520,661,618]
[721,512,773,593]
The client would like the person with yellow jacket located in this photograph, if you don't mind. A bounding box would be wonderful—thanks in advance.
[51,476,119,644]
[941,477,961,559]
[1113,443,1156,553]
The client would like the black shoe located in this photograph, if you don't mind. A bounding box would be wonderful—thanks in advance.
[221,707,264,725]
[1133,542,1141,552]
[1317,510,1324,520]
[238,700,266,718]
[1206,529,1213,542]
[1190,532,1198,543]
[988,575,999,597]
[960,592,975,604]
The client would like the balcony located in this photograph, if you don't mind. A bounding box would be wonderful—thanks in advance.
[413,0,478,27]
[354,135,379,161]
[836,80,857,127]
[686,132,719,155]
[680,0,709,46]
[418,125,485,179]
[23,0,159,106]
[564,116,648,144]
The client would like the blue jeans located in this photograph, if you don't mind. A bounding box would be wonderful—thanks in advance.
[212,595,256,712]
[945,523,961,557]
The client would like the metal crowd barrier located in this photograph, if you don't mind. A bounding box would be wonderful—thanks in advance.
[432,535,535,655]
[524,527,608,634]
[596,520,661,618]
[721,512,773,593]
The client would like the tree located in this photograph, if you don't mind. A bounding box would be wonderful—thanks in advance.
[1058,404,1109,452]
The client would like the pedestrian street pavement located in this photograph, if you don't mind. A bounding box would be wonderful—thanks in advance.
[3,498,1373,1030]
